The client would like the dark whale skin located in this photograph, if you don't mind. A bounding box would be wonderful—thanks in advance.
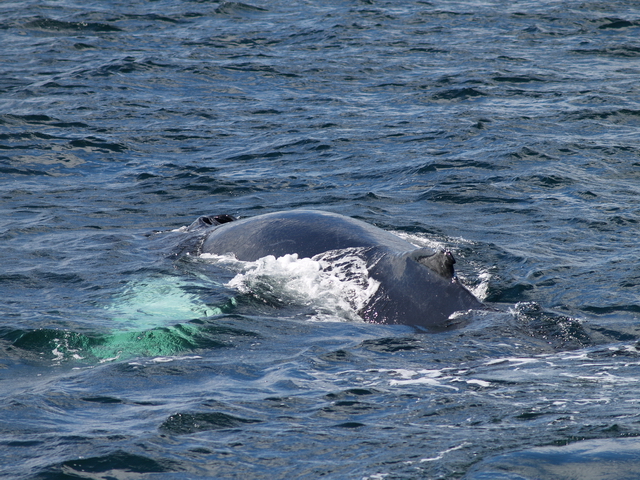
[193,210,484,329]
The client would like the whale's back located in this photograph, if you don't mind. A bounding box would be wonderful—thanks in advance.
[200,210,419,260]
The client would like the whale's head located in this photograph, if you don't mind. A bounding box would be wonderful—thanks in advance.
[362,247,484,329]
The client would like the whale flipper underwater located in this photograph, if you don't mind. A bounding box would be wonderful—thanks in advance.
[186,210,485,330]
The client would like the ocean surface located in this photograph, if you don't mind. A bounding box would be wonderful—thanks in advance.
[1,0,640,478]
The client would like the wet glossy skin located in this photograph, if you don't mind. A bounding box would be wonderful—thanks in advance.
[194,210,484,329]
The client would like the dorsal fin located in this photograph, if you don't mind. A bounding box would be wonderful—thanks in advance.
[412,249,456,279]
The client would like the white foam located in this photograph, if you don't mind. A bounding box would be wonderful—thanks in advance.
[469,271,491,301]
[220,249,380,323]
[465,379,491,387]
[375,368,458,390]
[393,231,444,250]
[485,357,540,367]
[199,252,243,267]
[366,367,494,391]
[50,337,85,365]
[420,442,470,463]
[128,355,203,366]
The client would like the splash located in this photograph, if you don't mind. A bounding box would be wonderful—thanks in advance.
[220,249,380,322]
[469,271,492,301]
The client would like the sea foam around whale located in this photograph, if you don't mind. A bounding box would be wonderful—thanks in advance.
[201,248,380,323]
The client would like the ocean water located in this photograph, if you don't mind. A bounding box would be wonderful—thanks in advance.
[1,0,640,478]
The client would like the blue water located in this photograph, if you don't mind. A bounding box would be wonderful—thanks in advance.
[2,0,640,478]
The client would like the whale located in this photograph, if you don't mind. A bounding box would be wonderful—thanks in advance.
[186,210,484,329]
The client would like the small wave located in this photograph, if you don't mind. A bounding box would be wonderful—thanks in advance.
[24,17,122,33]
[467,437,640,480]
[215,2,268,15]
[160,411,261,435]
[5,315,258,365]
[0,113,89,128]
[572,45,640,57]
[39,451,178,478]
[431,87,486,101]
